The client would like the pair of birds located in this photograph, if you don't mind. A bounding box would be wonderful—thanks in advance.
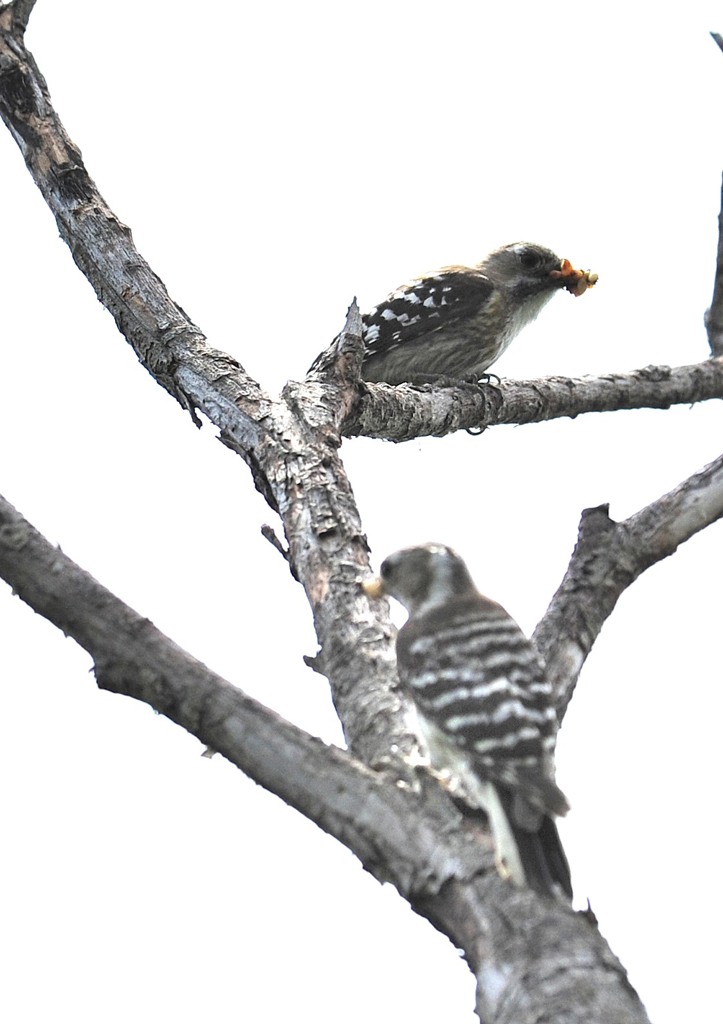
[316,241,597,900]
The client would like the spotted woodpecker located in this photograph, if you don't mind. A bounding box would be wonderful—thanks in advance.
[318,242,596,385]
[363,543,572,899]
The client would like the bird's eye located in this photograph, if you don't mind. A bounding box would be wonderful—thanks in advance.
[518,249,540,270]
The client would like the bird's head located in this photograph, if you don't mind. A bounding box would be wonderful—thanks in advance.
[363,543,477,616]
[485,243,597,299]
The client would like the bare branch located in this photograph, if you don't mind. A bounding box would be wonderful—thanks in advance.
[0,21,265,429]
[0,492,651,1024]
[0,492,442,885]
[534,453,723,713]
[345,359,723,440]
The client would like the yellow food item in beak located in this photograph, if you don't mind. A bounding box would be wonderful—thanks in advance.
[361,576,386,599]
[550,259,598,296]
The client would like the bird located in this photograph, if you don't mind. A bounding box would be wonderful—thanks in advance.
[363,543,572,899]
[346,242,596,385]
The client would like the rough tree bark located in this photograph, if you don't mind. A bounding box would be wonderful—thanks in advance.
[2,5,723,1022]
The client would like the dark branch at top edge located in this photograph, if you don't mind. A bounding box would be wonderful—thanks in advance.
[0,0,37,36]
[705,172,723,356]
[706,38,723,354]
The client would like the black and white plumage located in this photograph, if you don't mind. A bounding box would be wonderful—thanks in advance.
[357,242,596,385]
[364,543,572,899]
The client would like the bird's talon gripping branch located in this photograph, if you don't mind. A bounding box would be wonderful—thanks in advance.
[476,372,501,387]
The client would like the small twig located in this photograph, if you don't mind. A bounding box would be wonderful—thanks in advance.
[306,299,364,386]
[261,523,290,561]
[286,299,365,435]
[302,652,325,675]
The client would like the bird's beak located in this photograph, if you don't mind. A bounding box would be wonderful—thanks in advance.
[362,575,386,599]
[550,258,598,296]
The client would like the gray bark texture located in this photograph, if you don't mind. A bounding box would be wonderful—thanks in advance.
[3,4,723,1020]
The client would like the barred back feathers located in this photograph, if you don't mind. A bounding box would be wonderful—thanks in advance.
[367,543,572,899]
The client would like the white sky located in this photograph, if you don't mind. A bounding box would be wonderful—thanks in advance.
[2,2,722,1021]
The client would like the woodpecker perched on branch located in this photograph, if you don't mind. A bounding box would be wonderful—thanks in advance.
[318,242,596,385]
[363,543,572,899]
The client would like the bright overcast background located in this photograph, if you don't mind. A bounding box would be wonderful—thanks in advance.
[2,3,722,1022]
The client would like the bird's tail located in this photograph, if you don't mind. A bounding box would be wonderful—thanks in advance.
[511,813,572,900]
[468,779,572,899]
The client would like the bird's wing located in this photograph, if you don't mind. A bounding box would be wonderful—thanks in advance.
[397,595,566,817]
[362,268,496,357]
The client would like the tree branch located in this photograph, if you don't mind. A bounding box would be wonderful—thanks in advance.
[0,492,454,892]
[0,492,651,1024]
[0,0,37,36]
[0,16,266,430]
[705,173,723,355]
[344,359,723,440]
[533,452,723,714]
